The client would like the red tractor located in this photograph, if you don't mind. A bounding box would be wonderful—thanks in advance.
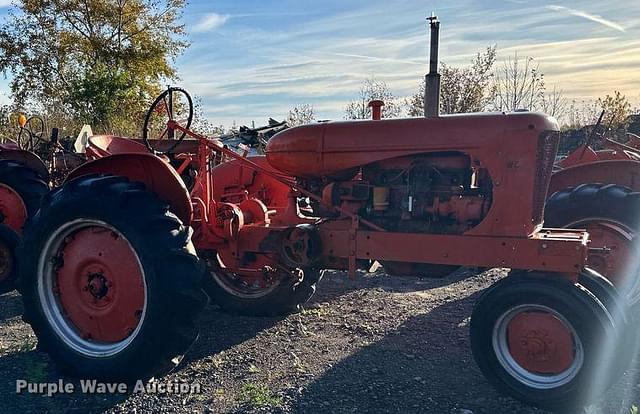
[546,111,640,305]
[15,83,633,410]
[15,19,635,410]
[0,114,50,293]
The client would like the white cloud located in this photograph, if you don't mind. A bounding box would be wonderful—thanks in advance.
[547,5,625,32]
[0,0,13,7]
[193,13,230,32]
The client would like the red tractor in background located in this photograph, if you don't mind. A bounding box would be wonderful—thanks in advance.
[546,111,640,305]
[0,114,50,293]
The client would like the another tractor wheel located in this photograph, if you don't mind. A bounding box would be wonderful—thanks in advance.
[0,160,49,293]
[19,175,207,381]
[470,271,627,411]
[0,159,49,231]
[203,254,322,316]
[545,183,640,305]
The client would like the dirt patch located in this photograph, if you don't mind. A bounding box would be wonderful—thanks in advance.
[1,268,639,413]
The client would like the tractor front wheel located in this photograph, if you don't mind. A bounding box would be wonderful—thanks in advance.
[19,175,206,381]
[470,271,627,411]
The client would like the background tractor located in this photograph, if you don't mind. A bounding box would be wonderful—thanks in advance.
[0,114,50,293]
[546,111,640,306]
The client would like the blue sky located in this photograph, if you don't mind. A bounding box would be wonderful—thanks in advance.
[1,0,640,127]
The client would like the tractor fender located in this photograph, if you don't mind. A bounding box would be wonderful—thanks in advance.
[0,148,49,181]
[549,160,640,196]
[66,153,193,224]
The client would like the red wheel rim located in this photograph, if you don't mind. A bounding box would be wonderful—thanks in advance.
[43,222,146,349]
[579,221,632,285]
[493,304,583,389]
[209,251,292,299]
[0,184,27,233]
[506,311,575,374]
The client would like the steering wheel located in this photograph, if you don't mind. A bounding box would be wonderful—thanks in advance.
[142,86,193,155]
[17,115,47,151]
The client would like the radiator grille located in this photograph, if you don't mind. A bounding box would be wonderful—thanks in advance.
[532,130,560,224]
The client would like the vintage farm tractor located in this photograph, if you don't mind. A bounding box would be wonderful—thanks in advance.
[15,83,633,409]
[14,19,636,410]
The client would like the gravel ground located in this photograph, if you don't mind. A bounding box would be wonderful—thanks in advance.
[1,268,640,413]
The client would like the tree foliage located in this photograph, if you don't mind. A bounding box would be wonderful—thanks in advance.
[0,0,188,135]
[345,78,402,120]
[287,104,316,126]
[407,46,497,116]
[597,91,632,130]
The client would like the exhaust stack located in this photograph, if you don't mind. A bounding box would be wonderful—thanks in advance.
[424,14,440,118]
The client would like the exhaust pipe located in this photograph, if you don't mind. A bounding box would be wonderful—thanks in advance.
[424,13,440,118]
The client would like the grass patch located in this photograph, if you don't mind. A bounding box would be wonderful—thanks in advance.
[301,307,329,318]
[240,383,283,409]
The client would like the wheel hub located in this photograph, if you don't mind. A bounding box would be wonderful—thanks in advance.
[581,221,632,286]
[87,272,109,300]
[507,311,574,374]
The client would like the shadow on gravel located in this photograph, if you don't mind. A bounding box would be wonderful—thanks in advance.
[0,292,24,322]
[293,293,546,414]
[308,267,484,307]
[187,305,284,362]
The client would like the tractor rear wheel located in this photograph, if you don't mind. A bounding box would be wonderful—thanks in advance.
[19,175,207,381]
[0,160,49,293]
[545,183,640,305]
[470,271,627,411]
[203,253,322,316]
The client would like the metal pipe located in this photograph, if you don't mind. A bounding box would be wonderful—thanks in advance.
[368,100,384,120]
[424,14,441,118]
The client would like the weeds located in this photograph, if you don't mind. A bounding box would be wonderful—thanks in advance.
[240,383,283,409]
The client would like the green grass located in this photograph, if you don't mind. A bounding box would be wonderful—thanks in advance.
[240,383,283,409]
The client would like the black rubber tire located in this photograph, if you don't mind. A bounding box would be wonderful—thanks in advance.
[0,224,20,294]
[204,260,322,316]
[577,268,637,382]
[0,160,48,293]
[545,183,640,304]
[19,174,207,381]
[470,271,623,411]
[0,160,49,219]
[545,183,640,230]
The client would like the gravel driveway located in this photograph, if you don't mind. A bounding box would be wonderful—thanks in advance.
[1,268,639,413]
